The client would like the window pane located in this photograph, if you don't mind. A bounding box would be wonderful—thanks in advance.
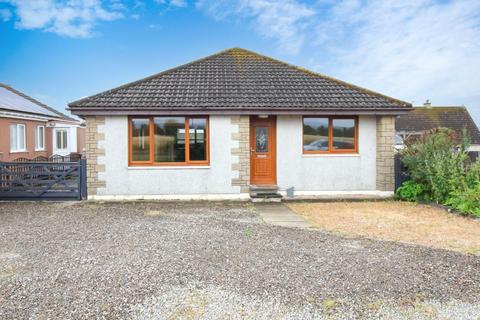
[10,125,17,150]
[36,126,44,149]
[18,125,25,150]
[189,118,207,161]
[40,127,44,149]
[36,127,39,149]
[332,119,355,150]
[154,117,185,162]
[56,131,61,149]
[255,127,269,152]
[132,119,150,161]
[303,118,329,151]
[56,130,67,150]
[62,131,68,149]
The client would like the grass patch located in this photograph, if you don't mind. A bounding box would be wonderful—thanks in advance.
[287,201,480,255]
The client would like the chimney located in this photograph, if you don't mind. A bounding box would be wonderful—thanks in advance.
[423,99,432,108]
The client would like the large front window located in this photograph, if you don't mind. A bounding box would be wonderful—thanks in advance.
[303,116,358,154]
[129,116,209,166]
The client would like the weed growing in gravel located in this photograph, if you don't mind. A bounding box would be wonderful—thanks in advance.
[244,228,254,237]
[322,299,342,310]
[0,265,17,278]
[367,300,383,311]
[144,210,163,217]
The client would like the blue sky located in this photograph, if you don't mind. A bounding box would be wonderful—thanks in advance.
[0,0,479,125]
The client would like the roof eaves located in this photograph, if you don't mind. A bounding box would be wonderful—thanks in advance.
[69,105,412,116]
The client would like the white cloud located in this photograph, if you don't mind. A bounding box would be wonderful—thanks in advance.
[313,0,480,110]
[149,23,161,29]
[0,8,11,21]
[0,0,478,123]
[197,0,315,54]
[2,0,124,37]
[155,0,188,7]
[194,0,480,122]
[171,0,187,7]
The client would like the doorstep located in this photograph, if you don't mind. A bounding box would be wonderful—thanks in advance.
[249,185,283,202]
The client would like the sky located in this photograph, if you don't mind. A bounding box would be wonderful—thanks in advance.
[0,0,479,125]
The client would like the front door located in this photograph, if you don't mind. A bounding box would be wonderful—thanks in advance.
[250,116,276,185]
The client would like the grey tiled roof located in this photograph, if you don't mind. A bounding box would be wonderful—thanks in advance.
[396,106,480,145]
[69,48,411,112]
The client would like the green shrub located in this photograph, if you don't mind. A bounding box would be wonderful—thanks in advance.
[401,128,469,203]
[445,183,480,217]
[465,159,480,188]
[396,181,427,202]
[399,128,480,216]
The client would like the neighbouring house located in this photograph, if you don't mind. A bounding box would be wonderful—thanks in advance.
[395,103,480,159]
[0,83,85,162]
[68,48,412,200]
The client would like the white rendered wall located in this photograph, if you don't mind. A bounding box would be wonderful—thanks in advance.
[100,116,239,195]
[276,115,377,191]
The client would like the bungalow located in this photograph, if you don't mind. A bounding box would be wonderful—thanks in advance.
[68,48,412,200]
[395,103,480,159]
[0,83,85,162]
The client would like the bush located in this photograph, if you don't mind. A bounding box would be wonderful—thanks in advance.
[401,128,469,203]
[445,159,480,216]
[396,181,427,202]
[399,128,480,216]
[465,159,480,188]
[445,184,480,217]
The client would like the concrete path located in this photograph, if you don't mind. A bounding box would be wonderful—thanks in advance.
[254,203,314,229]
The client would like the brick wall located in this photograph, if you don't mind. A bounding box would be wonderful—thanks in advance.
[0,117,50,161]
[85,116,106,196]
[231,115,250,193]
[376,116,395,191]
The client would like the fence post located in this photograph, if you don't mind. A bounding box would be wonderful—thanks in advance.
[80,158,87,200]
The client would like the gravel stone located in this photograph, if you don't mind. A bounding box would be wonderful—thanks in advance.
[0,201,479,319]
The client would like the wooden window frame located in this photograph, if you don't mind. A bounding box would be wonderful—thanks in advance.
[302,116,358,154]
[128,116,210,166]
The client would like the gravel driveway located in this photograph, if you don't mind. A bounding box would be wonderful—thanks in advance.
[1,201,480,319]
